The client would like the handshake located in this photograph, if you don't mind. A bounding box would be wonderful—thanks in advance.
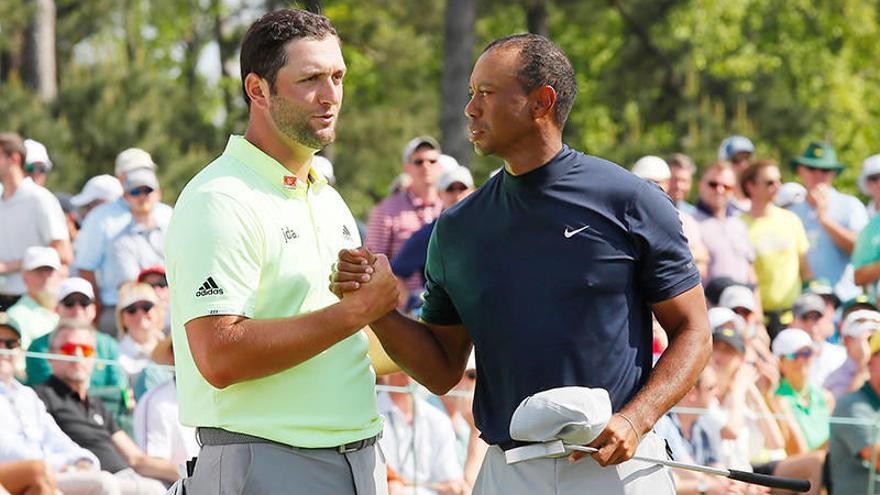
[329,247,400,322]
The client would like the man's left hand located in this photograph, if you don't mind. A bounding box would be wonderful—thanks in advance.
[570,413,641,466]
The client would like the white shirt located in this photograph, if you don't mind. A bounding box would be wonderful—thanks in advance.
[810,341,848,389]
[378,392,462,486]
[117,335,152,382]
[0,379,99,471]
[0,178,69,295]
[133,378,198,467]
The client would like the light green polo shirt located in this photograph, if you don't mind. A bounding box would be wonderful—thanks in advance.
[7,294,59,351]
[166,135,382,448]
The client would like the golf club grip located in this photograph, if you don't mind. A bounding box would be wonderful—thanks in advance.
[727,469,811,492]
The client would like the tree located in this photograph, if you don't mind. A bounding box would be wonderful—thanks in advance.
[441,0,475,168]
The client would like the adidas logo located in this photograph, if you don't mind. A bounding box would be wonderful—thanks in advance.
[195,277,224,297]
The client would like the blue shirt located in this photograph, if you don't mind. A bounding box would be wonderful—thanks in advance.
[420,146,701,444]
[788,188,867,301]
[73,197,173,305]
[391,220,435,281]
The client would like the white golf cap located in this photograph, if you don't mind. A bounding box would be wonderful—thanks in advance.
[708,307,746,333]
[124,168,159,192]
[115,147,157,175]
[401,136,440,164]
[24,139,53,170]
[631,155,671,182]
[58,277,95,301]
[774,182,807,208]
[311,155,335,184]
[858,154,880,195]
[718,285,756,312]
[70,174,123,207]
[22,246,61,271]
[718,135,755,161]
[437,154,461,175]
[842,309,880,337]
[509,387,611,446]
[771,328,813,357]
[438,166,474,191]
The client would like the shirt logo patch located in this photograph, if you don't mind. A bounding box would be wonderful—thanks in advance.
[195,277,224,297]
[92,413,104,426]
[282,226,299,243]
[342,225,353,242]
[283,175,298,188]
[564,225,590,238]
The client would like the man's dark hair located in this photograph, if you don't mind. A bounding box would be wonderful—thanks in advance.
[0,132,25,164]
[739,159,777,199]
[482,34,577,128]
[239,9,338,107]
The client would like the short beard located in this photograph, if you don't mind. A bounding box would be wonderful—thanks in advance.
[269,94,334,150]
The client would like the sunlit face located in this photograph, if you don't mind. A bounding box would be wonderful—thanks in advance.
[0,326,22,380]
[465,47,534,160]
[698,167,736,213]
[779,346,814,383]
[669,166,693,203]
[748,165,781,205]
[268,36,346,150]
[404,147,442,190]
[124,186,160,215]
[22,266,61,301]
[56,292,96,322]
[50,328,96,385]
[796,164,835,190]
[439,182,474,209]
[121,299,160,344]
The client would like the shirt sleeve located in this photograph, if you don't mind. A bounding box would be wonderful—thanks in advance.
[419,219,462,325]
[166,191,264,323]
[36,189,70,243]
[852,218,880,269]
[626,182,702,303]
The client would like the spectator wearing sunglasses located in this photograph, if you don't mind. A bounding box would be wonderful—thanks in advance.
[22,139,53,187]
[73,148,173,338]
[115,283,165,392]
[788,142,868,303]
[366,136,444,296]
[35,320,176,493]
[790,292,847,388]
[137,266,169,333]
[0,133,72,311]
[6,247,63,352]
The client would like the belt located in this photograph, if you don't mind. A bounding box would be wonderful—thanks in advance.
[196,427,378,454]
[498,440,536,451]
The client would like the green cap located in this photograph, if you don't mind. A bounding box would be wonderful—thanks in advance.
[791,142,844,172]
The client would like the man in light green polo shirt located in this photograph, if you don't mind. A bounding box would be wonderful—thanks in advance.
[165,9,399,495]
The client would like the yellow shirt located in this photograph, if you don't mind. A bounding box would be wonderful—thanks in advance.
[742,205,809,311]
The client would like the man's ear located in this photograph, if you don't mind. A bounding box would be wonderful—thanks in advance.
[532,85,557,121]
[245,73,271,110]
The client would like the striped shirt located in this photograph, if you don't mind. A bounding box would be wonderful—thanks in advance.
[365,190,442,291]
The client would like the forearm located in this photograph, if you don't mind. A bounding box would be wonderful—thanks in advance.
[131,456,179,482]
[0,259,21,274]
[819,215,857,254]
[855,261,880,286]
[799,253,813,281]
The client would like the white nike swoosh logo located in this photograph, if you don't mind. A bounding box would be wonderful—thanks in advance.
[564,225,589,238]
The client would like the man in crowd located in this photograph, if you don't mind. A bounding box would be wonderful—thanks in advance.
[717,135,755,211]
[7,247,63,351]
[23,139,54,187]
[0,132,71,310]
[667,153,698,215]
[790,292,846,387]
[70,175,124,219]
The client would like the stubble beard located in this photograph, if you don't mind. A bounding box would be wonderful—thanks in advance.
[269,94,335,150]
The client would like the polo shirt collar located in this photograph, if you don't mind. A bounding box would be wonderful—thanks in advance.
[501,145,574,194]
[47,375,86,403]
[224,135,328,198]
[859,383,880,409]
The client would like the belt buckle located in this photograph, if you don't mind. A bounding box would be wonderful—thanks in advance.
[337,439,363,454]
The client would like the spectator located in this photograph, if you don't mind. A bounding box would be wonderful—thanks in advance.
[667,152,698,215]
[0,313,125,494]
[437,352,487,489]
[74,148,172,336]
[6,247,62,351]
[858,154,880,218]
[35,320,176,492]
[852,181,880,292]
[70,174,123,219]
[23,139,53,187]
[828,330,880,495]
[377,372,466,494]
[718,284,769,345]
[104,169,166,295]
[717,135,756,211]
[694,162,756,283]
[825,309,880,398]
[0,132,71,310]
[774,182,807,209]
[115,283,165,391]
[366,136,444,292]
[802,278,839,320]
[137,266,169,332]
[631,155,670,191]
[790,292,847,387]
[788,142,868,302]
[740,160,811,337]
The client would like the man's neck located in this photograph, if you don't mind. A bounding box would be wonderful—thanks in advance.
[407,183,438,203]
[57,376,89,401]
[244,122,315,182]
[749,198,771,217]
[0,374,13,388]
[1,171,24,200]
[502,129,563,176]
[130,210,155,227]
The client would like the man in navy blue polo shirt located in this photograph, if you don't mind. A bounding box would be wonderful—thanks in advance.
[333,34,710,494]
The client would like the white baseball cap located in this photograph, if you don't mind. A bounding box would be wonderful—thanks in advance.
[438,166,474,191]
[774,182,807,208]
[401,136,440,164]
[124,168,159,192]
[115,147,157,175]
[719,285,756,312]
[858,155,880,195]
[708,307,746,333]
[437,154,461,175]
[24,139,53,170]
[718,135,755,161]
[58,277,95,301]
[771,328,813,357]
[22,246,61,271]
[631,155,671,182]
[70,174,123,207]
[311,155,335,184]
[509,387,611,446]
[842,309,880,338]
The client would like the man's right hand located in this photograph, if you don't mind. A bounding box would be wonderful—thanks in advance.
[330,247,376,297]
[334,249,399,322]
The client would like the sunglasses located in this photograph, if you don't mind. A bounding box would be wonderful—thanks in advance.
[412,158,438,167]
[446,184,469,193]
[801,312,823,322]
[123,302,154,315]
[24,163,50,174]
[707,180,733,191]
[867,174,880,183]
[763,179,781,187]
[784,348,814,361]
[146,279,168,289]
[0,338,21,350]
[803,166,835,174]
[58,342,95,357]
[61,296,93,308]
[128,186,155,196]
[465,369,476,380]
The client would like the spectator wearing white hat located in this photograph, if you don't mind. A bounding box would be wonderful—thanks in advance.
[6,247,63,351]
[790,292,847,388]
[824,309,880,398]
[717,135,755,211]
[858,154,880,218]
[0,133,71,310]
[74,148,173,336]
[70,174,123,219]
[774,182,807,208]
[631,155,671,191]
[23,139,53,187]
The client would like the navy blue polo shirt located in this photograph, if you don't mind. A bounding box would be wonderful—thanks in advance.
[421,145,701,445]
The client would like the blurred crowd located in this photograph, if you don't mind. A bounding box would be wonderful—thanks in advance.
[3,130,880,494]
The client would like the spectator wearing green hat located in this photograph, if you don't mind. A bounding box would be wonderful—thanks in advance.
[788,142,868,303]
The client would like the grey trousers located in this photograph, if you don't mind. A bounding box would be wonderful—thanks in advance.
[473,431,676,495]
[181,442,388,495]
